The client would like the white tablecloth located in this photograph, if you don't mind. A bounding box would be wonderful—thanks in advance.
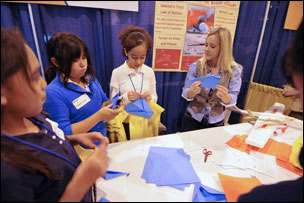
[96,121,303,202]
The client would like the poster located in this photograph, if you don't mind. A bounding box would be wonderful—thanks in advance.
[152,1,240,72]
[284,1,303,30]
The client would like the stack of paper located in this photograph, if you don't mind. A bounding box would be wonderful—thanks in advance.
[141,146,201,190]
[245,114,287,148]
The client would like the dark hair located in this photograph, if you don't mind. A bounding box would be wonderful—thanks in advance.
[282,21,303,86]
[1,27,30,86]
[118,25,153,57]
[44,32,95,84]
[1,27,59,180]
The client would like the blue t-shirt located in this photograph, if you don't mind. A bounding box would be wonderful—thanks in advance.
[43,74,109,136]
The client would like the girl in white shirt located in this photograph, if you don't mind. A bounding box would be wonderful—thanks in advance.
[110,26,157,140]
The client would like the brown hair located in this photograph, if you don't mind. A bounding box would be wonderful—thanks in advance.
[1,27,59,180]
[282,21,303,86]
[44,32,95,84]
[118,25,153,57]
[1,27,31,87]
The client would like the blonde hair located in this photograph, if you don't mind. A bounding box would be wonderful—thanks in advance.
[198,27,237,78]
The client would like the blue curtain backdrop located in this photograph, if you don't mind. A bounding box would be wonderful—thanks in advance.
[1,1,296,134]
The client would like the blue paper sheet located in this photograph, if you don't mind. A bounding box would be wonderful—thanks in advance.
[192,183,227,202]
[141,146,201,190]
[124,98,153,119]
[189,75,220,89]
[104,170,130,180]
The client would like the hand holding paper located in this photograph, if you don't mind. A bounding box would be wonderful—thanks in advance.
[124,98,154,119]
[110,93,123,109]
[189,75,220,89]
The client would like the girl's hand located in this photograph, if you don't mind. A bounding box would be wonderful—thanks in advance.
[141,91,152,100]
[98,104,122,121]
[71,132,109,149]
[59,142,109,201]
[215,85,231,104]
[128,91,140,101]
[75,141,109,183]
[187,81,202,99]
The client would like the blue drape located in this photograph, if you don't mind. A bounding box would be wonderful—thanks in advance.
[1,1,296,133]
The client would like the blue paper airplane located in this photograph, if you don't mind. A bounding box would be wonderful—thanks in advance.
[189,75,220,89]
[124,98,153,119]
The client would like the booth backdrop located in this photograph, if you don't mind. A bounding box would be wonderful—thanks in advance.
[1,1,296,134]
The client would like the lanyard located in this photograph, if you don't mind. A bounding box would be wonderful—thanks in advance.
[128,72,144,94]
[1,118,81,168]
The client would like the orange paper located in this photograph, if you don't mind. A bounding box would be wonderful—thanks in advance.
[218,173,262,202]
[226,134,303,176]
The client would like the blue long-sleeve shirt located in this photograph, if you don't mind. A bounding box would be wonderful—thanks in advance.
[182,62,243,123]
[43,74,109,136]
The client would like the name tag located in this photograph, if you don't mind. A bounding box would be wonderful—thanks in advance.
[72,94,91,109]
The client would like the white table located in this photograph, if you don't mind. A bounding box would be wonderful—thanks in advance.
[96,121,303,202]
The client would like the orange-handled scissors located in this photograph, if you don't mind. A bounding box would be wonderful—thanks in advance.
[203,148,212,163]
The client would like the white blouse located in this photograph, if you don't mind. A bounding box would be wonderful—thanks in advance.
[110,61,158,104]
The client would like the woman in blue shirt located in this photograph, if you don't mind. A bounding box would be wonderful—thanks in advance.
[181,27,243,132]
[43,32,122,137]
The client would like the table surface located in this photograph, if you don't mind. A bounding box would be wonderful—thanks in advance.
[96,121,303,202]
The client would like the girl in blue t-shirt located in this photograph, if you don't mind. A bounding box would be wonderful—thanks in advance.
[43,32,122,137]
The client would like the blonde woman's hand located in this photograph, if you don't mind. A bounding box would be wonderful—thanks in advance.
[128,91,140,101]
[141,91,152,100]
[215,85,231,104]
[187,81,202,99]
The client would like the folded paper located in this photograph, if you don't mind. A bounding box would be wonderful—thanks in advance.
[192,182,227,202]
[104,170,130,180]
[110,93,122,109]
[124,98,153,119]
[189,75,220,89]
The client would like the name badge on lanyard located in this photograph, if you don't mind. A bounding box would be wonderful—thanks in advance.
[72,93,91,109]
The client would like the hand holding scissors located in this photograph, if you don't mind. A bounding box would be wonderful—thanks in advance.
[203,148,212,163]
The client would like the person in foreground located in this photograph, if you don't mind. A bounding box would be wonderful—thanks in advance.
[180,27,243,132]
[1,27,109,201]
[238,21,303,202]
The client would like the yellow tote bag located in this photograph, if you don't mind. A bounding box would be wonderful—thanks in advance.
[128,100,164,140]
[107,100,165,142]
[106,105,129,143]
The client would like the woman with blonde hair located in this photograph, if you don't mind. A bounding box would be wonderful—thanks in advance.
[180,27,243,132]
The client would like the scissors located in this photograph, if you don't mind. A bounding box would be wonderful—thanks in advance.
[203,148,212,163]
